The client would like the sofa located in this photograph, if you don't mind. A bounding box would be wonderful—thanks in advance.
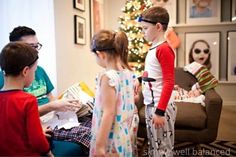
[136,67,223,144]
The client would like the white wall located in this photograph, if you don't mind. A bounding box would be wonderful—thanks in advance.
[53,0,126,94]
[0,0,57,95]
[104,0,126,30]
[53,0,101,94]
[0,0,101,95]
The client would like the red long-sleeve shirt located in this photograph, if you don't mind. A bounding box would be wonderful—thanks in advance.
[142,42,175,116]
[0,90,49,156]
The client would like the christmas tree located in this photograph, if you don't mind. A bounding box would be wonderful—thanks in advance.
[119,0,152,73]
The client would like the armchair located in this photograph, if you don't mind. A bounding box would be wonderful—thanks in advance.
[136,67,223,144]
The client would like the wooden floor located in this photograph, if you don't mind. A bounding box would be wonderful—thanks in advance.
[217,105,236,141]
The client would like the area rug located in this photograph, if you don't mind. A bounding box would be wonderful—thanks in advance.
[138,139,236,157]
[174,141,236,157]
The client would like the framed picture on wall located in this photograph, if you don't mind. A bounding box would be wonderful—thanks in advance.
[232,0,236,22]
[185,32,220,80]
[74,15,86,45]
[89,0,104,38]
[227,31,236,82]
[151,0,177,26]
[186,0,221,25]
[73,0,85,11]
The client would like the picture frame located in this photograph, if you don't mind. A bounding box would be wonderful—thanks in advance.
[227,31,236,82]
[89,0,104,38]
[186,0,221,25]
[73,0,85,11]
[232,0,236,22]
[185,32,220,80]
[74,15,86,45]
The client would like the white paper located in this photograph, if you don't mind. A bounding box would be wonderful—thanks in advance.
[40,111,80,129]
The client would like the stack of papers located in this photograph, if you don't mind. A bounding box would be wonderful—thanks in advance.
[40,82,95,129]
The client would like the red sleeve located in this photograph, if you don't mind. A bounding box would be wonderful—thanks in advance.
[155,43,175,116]
[26,97,50,154]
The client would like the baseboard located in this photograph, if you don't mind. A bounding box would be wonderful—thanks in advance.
[223,101,236,106]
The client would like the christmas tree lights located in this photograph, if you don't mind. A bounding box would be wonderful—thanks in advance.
[119,0,152,73]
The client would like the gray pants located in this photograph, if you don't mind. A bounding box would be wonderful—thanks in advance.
[145,103,177,157]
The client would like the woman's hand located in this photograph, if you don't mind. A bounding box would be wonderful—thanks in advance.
[51,99,81,112]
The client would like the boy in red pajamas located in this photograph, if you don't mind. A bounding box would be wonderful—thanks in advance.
[0,42,52,156]
[137,6,176,156]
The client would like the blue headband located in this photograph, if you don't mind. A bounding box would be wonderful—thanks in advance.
[137,16,168,25]
[91,40,114,53]
[137,16,157,24]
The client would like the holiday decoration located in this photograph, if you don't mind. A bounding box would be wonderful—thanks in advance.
[119,0,152,73]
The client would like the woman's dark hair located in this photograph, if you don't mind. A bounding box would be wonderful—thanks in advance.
[0,42,38,76]
[9,26,36,42]
[91,30,131,70]
[189,39,212,69]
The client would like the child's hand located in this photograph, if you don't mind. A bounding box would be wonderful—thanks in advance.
[174,85,180,90]
[94,146,106,157]
[152,114,165,129]
[47,150,54,157]
[134,78,141,95]
[43,126,53,138]
[188,89,201,98]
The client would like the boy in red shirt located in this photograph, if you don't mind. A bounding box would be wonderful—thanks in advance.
[0,42,53,156]
[136,6,176,156]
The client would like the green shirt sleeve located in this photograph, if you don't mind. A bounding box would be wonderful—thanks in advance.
[0,70,4,89]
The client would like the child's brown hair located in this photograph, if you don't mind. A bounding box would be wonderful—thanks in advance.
[0,42,38,76]
[91,30,131,70]
[141,6,169,31]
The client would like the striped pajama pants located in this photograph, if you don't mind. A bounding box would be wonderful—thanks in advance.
[145,102,177,157]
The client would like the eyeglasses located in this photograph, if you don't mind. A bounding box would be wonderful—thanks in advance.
[28,43,42,50]
[193,48,210,54]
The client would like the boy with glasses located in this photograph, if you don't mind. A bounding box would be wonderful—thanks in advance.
[0,42,53,156]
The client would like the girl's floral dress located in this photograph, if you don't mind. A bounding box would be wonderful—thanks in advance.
[90,69,139,157]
